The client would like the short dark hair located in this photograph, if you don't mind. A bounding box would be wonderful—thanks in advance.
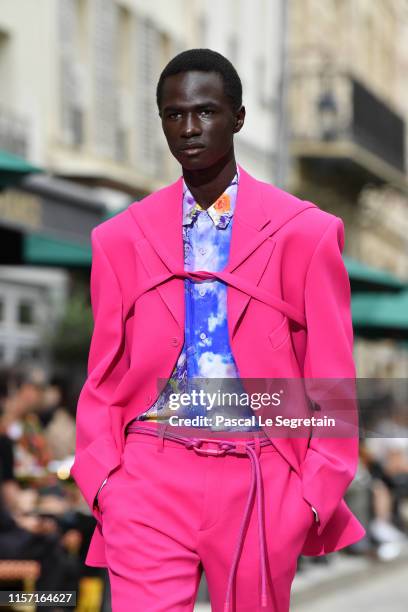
[156,48,242,112]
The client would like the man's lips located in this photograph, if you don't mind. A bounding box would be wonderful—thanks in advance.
[179,143,205,152]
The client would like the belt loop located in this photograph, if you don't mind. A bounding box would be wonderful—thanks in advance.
[157,423,167,452]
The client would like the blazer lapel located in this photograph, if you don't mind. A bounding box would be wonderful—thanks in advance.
[226,165,271,340]
[128,177,185,333]
[226,164,316,339]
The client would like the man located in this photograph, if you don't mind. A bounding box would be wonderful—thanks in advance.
[71,49,366,611]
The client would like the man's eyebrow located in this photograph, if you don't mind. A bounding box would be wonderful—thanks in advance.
[162,101,220,112]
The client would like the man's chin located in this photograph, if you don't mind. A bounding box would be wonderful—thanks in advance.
[177,158,212,172]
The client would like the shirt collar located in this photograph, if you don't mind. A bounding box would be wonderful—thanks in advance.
[182,166,240,229]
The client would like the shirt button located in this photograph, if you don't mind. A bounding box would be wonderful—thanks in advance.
[199,287,206,296]
[199,248,206,255]
[171,337,180,346]
[200,332,206,340]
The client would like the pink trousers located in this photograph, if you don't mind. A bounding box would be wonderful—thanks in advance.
[97,422,315,612]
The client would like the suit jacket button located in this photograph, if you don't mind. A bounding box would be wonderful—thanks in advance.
[171,337,180,347]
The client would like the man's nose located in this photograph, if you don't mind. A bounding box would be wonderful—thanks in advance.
[181,113,201,137]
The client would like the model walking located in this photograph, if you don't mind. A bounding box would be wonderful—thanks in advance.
[71,49,366,611]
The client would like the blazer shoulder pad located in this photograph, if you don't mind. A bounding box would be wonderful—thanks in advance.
[259,180,340,226]
[258,180,343,248]
[90,207,134,253]
[128,178,180,212]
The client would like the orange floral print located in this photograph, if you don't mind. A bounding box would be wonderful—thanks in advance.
[213,194,231,213]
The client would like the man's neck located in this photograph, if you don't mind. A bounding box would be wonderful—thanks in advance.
[182,153,237,210]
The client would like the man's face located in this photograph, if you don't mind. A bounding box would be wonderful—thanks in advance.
[159,70,245,170]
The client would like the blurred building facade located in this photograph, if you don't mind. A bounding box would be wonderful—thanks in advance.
[0,266,68,367]
[288,0,407,261]
[287,0,408,377]
[0,0,286,195]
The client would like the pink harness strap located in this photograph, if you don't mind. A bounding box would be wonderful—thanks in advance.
[129,268,306,329]
[130,200,316,329]
[125,423,272,611]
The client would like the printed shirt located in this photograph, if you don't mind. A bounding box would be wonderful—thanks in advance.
[134,167,263,432]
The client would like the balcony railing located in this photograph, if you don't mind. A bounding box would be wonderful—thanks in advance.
[289,71,406,176]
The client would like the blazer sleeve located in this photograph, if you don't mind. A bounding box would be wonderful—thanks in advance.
[70,229,126,520]
[300,216,360,537]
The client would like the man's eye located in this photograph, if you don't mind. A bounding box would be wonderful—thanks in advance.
[199,109,214,117]
[168,112,182,120]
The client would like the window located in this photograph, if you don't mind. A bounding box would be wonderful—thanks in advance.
[17,301,35,325]
[93,0,119,157]
[134,16,162,176]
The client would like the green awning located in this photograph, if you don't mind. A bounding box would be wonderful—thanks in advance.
[22,206,126,266]
[0,150,42,173]
[0,150,43,187]
[23,233,92,266]
[343,255,405,291]
[103,207,127,220]
[352,290,408,331]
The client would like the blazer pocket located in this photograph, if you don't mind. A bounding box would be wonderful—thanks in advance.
[268,316,290,350]
[95,478,109,515]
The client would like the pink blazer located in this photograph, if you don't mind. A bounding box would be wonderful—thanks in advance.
[70,164,366,566]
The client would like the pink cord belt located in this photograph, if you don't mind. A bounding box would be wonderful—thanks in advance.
[125,423,274,611]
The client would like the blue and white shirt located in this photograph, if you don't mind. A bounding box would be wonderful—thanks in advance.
[134,168,262,432]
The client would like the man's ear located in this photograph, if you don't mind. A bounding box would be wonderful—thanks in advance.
[233,105,246,134]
